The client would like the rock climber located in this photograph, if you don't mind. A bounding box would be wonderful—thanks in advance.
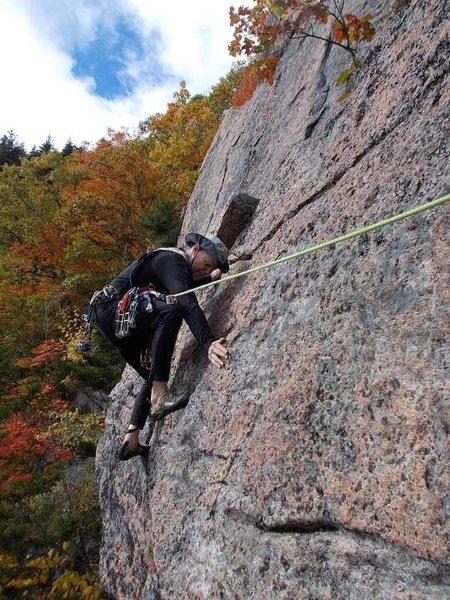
[94,233,230,460]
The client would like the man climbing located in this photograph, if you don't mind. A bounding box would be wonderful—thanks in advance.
[95,233,230,460]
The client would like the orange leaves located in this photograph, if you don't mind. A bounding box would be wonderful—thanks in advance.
[229,1,375,55]
[228,2,277,57]
[17,339,65,369]
[52,447,75,461]
[228,0,375,106]
[2,472,33,487]
[332,13,375,45]
[333,21,345,44]
[232,64,260,107]
[345,13,375,43]
[60,131,162,272]
[259,54,279,84]
[0,404,76,493]
[232,56,279,107]
[0,412,44,460]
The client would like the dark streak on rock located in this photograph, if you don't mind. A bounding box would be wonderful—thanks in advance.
[257,518,339,534]
[216,156,229,204]
[304,105,327,140]
[231,133,242,147]
[206,156,230,231]
[288,85,305,108]
[253,181,336,252]
[217,193,260,249]
[229,253,254,265]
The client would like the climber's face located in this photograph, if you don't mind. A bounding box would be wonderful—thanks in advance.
[189,244,216,280]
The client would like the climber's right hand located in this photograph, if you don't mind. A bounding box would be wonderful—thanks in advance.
[210,268,223,281]
[208,337,229,368]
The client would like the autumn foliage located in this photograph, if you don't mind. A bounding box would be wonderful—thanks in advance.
[0,73,240,597]
[229,0,375,105]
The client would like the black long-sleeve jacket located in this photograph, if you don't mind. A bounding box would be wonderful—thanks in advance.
[110,249,214,349]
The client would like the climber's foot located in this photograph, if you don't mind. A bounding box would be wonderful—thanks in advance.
[119,426,149,461]
[151,390,190,420]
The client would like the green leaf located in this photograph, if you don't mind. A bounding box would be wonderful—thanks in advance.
[269,3,285,18]
[336,68,353,86]
[337,90,350,103]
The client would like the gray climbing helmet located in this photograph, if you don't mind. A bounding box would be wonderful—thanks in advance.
[185,232,229,272]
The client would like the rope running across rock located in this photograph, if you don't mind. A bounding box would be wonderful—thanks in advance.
[169,194,450,301]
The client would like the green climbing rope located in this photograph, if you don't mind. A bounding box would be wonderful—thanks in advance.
[170,193,450,300]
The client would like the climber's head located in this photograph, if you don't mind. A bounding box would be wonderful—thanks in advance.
[185,233,229,279]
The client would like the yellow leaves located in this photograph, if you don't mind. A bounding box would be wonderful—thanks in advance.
[27,549,62,572]
[3,549,60,592]
[1,548,103,600]
[335,56,360,102]
[0,552,19,570]
[269,2,285,18]
[228,38,241,57]
[336,68,354,86]
[145,83,220,203]
[229,6,240,26]
[50,570,102,600]
[6,576,35,589]
[41,408,104,455]
[58,311,89,364]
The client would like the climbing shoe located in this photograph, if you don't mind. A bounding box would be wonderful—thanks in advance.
[119,440,150,461]
[151,390,190,421]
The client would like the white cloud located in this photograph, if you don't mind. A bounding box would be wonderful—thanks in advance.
[123,0,237,89]
[22,0,107,51]
[0,0,241,150]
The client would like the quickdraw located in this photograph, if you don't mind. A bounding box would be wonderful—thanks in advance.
[114,285,175,338]
[75,289,106,353]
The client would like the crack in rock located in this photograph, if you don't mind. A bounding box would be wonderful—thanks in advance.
[248,105,419,258]
[257,518,339,534]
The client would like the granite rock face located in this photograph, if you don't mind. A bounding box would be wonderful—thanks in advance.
[96,1,449,598]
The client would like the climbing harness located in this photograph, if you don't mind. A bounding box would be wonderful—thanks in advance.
[167,193,450,301]
[114,285,172,338]
[76,249,185,352]
[76,284,176,352]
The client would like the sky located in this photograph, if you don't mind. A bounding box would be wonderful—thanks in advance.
[0,0,243,150]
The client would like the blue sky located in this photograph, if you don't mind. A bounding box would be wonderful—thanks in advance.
[71,18,150,100]
[0,0,243,149]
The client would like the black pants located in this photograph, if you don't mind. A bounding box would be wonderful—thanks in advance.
[96,295,184,428]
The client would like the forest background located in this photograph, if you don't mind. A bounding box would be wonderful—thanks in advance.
[0,68,243,599]
[0,1,375,597]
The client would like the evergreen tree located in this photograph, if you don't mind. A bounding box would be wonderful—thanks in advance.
[0,131,26,166]
[39,135,55,154]
[61,139,80,157]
